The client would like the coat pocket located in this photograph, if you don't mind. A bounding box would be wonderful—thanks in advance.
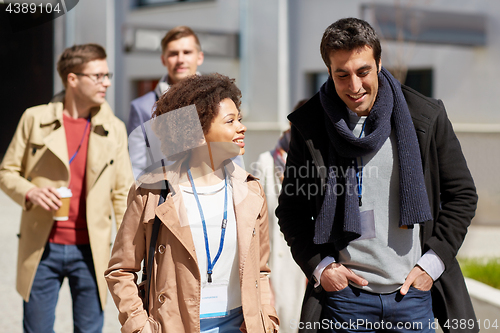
[140,317,160,333]
[260,309,277,333]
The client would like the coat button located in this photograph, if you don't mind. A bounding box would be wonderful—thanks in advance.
[158,244,166,254]
[252,228,256,236]
[255,280,258,288]
[158,293,166,303]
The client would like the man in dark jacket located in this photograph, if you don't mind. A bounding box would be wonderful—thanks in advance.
[276,18,478,333]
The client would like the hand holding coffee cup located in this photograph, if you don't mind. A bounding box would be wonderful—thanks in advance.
[26,186,63,211]
[53,187,72,221]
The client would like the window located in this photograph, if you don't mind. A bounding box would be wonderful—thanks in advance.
[310,72,329,95]
[362,4,486,47]
[404,69,433,98]
[310,68,433,98]
[134,79,160,99]
[134,0,212,7]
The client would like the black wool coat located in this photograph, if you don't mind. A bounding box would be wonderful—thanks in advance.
[276,85,478,333]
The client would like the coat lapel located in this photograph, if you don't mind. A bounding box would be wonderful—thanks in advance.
[41,102,70,171]
[231,165,264,273]
[86,103,115,193]
[155,187,198,263]
[43,126,69,170]
[86,127,113,192]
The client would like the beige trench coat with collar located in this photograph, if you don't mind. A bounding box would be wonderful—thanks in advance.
[0,94,134,309]
[105,159,279,333]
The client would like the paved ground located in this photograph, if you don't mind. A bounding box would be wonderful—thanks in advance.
[1,189,499,332]
[0,191,121,332]
[458,225,500,259]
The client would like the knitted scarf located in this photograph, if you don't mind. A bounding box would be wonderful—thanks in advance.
[315,67,432,250]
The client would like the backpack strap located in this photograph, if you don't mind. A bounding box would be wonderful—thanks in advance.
[144,181,168,315]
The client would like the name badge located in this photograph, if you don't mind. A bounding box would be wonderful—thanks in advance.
[200,282,229,319]
[355,209,376,241]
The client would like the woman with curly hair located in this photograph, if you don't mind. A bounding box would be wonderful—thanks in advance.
[105,74,279,333]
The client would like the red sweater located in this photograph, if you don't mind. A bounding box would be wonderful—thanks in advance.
[48,114,90,245]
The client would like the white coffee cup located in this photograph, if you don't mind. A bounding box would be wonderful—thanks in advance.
[53,187,72,221]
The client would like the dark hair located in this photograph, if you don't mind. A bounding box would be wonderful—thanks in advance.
[161,26,201,53]
[152,74,241,157]
[320,18,381,70]
[57,44,107,87]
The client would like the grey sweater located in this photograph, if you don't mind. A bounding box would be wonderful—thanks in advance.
[339,112,421,294]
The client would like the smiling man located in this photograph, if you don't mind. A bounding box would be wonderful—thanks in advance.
[127,26,204,178]
[0,43,133,333]
[276,18,478,333]
[328,46,379,116]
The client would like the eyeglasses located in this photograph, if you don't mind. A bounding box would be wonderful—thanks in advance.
[73,72,113,84]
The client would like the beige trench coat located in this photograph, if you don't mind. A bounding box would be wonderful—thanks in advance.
[105,160,279,333]
[0,95,134,309]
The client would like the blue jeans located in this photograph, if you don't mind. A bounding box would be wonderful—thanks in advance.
[23,243,103,333]
[321,285,435,332]
[200,306,244,333]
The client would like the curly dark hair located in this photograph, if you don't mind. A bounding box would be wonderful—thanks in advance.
[320,18,381,71]
[152,73,242,158]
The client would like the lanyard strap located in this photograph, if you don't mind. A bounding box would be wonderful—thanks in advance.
[187,168,228,283]
[354,120,367,206]
[69,117,91,165]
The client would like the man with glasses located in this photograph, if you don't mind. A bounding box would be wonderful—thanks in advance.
[0,43,133,333]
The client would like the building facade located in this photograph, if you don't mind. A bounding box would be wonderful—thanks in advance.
[3,0,499,224]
